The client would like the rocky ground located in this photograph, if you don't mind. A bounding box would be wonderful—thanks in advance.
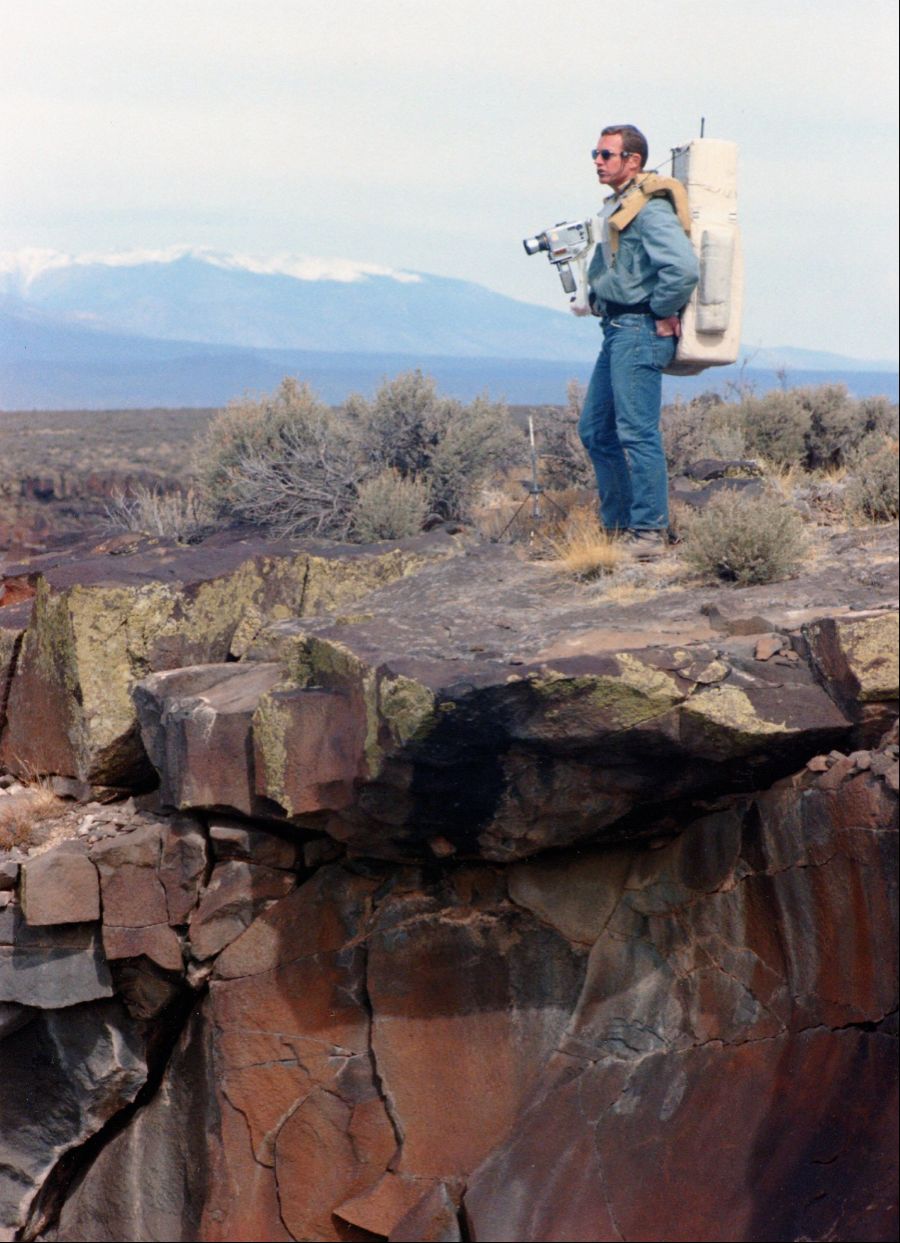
[1,520,897,1242]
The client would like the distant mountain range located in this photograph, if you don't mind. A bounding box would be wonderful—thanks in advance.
[1,248,896,408]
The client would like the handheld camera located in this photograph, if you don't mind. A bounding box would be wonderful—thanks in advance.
[522,218,595,312]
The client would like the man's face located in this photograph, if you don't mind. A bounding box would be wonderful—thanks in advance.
[594,133,641,191]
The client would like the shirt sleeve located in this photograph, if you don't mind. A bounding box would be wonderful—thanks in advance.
[638,200,700,318]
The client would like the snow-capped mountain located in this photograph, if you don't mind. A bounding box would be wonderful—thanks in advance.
[0,246,597,361]
[0,248,896,409]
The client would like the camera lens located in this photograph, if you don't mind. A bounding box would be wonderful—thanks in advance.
[522,234,547,256]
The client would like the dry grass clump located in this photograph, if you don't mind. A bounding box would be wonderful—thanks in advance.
[549,506,622,579]
[104,484,212,543]
[0,780,65,851]
[682,491,807,585]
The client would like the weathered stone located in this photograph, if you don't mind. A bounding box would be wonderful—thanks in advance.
[91,823,168,927]
[508,847,633,944]
[366,881,586,1180]
[46,1006,213,1243]
[208,868,389,1243]
[49,774,92,800]
[701,600,778,635]
[754,632,785,661]
[389,1182,463,1242]
[0,912,113,1008]
[336,1171,438,1238]
[0,1000,146,1239]
[109,957,185,1021]
[0,861,18,891]
[0,601,30,737]
[465,1028,898,1243]
[302,836,344,868]
[208,816,301,869]
[0,1000,33,1039]
[102,923,184,973]
[805,611,899,742]
[678,679,850,761]
[1,533,457,787]
[253,684,367,816]
[134,663,283,815]
[245,626,851,859]
[188,861,296,960]
[463,763,899,1242]
[20,846,100,926]
[159,814,208,925]
[815,752,858,789]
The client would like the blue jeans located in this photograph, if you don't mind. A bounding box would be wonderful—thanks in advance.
[578,314,676,531]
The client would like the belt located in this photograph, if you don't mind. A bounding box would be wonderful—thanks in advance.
[604,301,655,317]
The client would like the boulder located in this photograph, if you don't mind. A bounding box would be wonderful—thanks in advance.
[804,611,900,743]
[134,664,284,814]
[0,909,113,1009]
[0,532,458,788]
[20,845,100,926]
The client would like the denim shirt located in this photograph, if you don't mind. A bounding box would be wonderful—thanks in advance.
[588,195,699,319]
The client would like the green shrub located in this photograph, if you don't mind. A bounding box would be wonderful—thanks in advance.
[197,377,362,539]
[845,438,899,523]
[354,469,430,541]
[347,370,452,476]
[739,391,810,467]
[662,393,746,474]
[194,372,524,540]
[346,371,524,520]
[797,384,858,469]
[426,396,523,518]
[196,378,342,508]
[682,490,807,585]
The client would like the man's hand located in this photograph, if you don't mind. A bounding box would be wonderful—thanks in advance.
[655,315,681,337]
[570,303,592,317]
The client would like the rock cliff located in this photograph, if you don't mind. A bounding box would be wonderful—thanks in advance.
[1,527,897,1242]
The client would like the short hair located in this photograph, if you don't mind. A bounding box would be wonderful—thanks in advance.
[601,124,649,168]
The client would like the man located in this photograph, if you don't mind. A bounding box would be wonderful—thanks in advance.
[576,124,699,555]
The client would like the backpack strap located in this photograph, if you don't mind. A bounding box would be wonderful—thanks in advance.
[607,173,692,259]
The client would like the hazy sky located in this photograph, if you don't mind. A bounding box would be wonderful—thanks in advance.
[2,0,898,361]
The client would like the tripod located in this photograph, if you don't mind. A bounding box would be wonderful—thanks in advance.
[493,414,568,541]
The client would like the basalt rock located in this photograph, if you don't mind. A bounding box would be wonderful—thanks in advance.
[0,532,896,1242]
[10,738,895,1243]
[0,532,459,789]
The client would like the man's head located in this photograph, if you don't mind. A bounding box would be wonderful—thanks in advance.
[593,124,648,191]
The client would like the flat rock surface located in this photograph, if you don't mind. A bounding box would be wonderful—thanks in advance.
[256,524,897,669]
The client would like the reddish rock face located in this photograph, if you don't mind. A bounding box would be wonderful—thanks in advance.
[2,536,896,1243]
[463,762,899,1242]
[6,746,897,1243]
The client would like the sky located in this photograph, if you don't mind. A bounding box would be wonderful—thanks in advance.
[2,0,898,362]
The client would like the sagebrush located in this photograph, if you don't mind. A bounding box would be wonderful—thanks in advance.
[845,438,900,523]
[682,491,807,585]
[195,372,524,540]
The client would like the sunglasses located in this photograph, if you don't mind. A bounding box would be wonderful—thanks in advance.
[591,148,633,161]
